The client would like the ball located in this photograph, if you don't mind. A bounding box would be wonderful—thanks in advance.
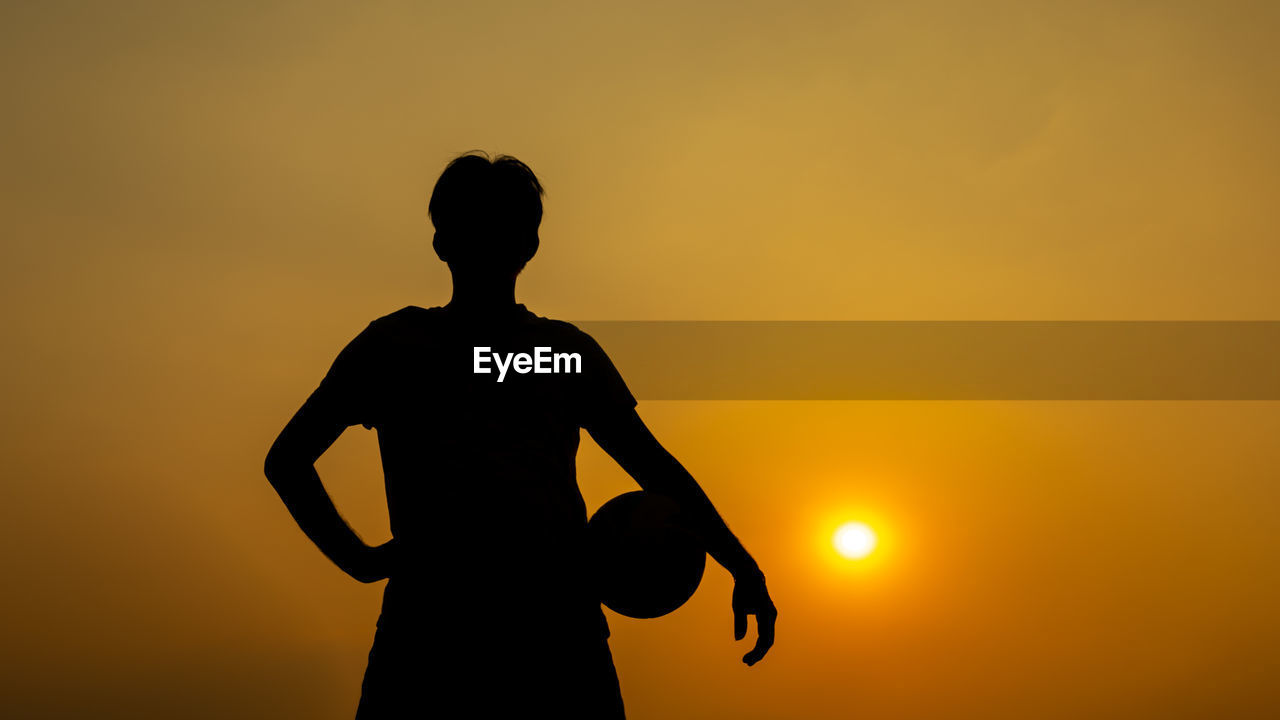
[587,491,707,619]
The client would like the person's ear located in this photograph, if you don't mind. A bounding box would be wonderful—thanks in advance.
[517,234,540,266]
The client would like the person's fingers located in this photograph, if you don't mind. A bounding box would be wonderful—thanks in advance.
[742,606,777,666]
[733,605,747,641]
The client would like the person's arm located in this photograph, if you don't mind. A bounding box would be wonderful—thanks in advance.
[263,321,394,583]
[586,408,777,666]
[263,403,394,583]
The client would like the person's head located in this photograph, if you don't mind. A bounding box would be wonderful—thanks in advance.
[428,151,544,277]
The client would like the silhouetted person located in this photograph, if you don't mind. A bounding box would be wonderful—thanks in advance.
[263,152,776,718]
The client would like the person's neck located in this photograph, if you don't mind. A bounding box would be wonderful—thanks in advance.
[444,273,520,315]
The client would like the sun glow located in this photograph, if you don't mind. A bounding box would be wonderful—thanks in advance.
[833,521,878,560]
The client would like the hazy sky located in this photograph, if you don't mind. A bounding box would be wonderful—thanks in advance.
[3,2,1279,717]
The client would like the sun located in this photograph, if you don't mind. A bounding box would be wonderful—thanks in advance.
[833,521,877,560]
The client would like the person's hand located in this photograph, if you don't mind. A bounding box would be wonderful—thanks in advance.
[347,538,399,584]
[732,569,777,666]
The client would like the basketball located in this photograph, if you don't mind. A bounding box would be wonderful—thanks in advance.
[587,491,707,619]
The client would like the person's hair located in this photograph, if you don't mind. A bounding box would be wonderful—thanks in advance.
[428,151,545,273]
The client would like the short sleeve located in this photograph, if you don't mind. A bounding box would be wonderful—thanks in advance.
[574,330,637,428]
[303,320,384,430]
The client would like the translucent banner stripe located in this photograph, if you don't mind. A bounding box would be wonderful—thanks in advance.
[573,322,1280,400]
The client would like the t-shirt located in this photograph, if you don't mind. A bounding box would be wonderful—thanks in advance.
[301,303,636,639]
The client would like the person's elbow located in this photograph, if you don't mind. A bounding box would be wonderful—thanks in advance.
[263,441,299,487]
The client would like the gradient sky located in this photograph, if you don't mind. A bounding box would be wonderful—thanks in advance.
[3,1,1279,717]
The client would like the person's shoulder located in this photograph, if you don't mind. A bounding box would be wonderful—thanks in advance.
[522,308,635,409]
[520,308,601,347]
[368,305,442,332]
[343,306,442,352]
[377,305,440,323]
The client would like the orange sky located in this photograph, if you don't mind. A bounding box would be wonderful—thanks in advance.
[3,2,1280,717]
